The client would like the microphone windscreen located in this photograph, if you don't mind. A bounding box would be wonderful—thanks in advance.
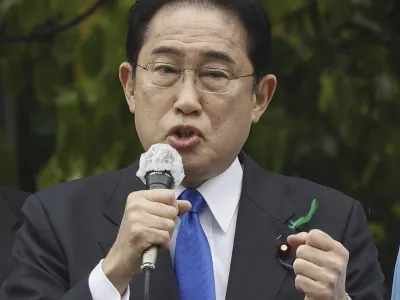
[136,143,185,188]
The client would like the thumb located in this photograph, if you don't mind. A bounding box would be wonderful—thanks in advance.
[177,200,191,216]
[287,232,308,248]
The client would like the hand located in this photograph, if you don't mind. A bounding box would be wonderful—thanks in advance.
[102,189,191,294]
[287,229,349,300]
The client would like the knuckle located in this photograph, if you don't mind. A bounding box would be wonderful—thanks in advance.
[308,229,320,240]
[169,206,178,217]
[127,192,136,201]
[164,219,175,232]
[326,273,337,288]
[339,258,347,270]
[153,189,174,203]
[126,211,143,225]
[163,205,177,219]
[158,230,170,243]
[292,259,302,273]
[296,245,306,257]
[322,288,332,298]
[294,275,303,289]
[131,223,145,239]
[164,189,175,200]
[127,191,143,202]
[128,199,145,212]
[341,247,350,260]
[330,257,345,274]
[335,261,344,273]
[170,211,178,221]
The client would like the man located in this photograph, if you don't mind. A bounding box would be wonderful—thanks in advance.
[0,186,30,286]
[0,0,384,299]
[392,248,400,299]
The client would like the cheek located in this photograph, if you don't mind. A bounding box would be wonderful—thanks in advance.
[134,89,172,147]
[207,96,253,132]
[135,88,171,119]
[203,100,252,154]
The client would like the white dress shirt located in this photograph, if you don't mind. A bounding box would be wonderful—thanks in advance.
[89,157,243,300]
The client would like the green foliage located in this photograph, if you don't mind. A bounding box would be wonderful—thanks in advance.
[1,0,399,290]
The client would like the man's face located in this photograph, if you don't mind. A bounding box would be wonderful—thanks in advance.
[120,4,276,186]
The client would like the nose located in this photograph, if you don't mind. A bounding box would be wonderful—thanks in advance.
[173,71,202,116]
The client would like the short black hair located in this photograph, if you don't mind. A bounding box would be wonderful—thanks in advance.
[126,0,272,84]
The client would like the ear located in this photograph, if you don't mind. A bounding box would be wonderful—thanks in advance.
[119,62,136,114]
[251,74,277,123]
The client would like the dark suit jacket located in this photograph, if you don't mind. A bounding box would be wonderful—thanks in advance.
[0,153,384,299]
[0,187,30,286]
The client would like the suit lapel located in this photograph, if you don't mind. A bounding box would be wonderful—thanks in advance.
[226,153,297,300]
[100,161,179,300]
[99,152,300,300]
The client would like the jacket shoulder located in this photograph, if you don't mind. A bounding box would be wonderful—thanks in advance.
[283,175,356,209]
[30,165,134,213]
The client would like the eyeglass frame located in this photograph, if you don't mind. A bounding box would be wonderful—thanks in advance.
[135,61,255,95]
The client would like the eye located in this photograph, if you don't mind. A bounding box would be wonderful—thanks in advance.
[201,70,229,79]
[154,64,179,74]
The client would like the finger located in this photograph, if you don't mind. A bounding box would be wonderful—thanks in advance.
[306,229,337,252]
[145,201,178,220]
[287,232,308,248]
[126,197,178,220]
[295,274,325,297]
[141,227,171,250]
[293,258,326,282]
[296,245,329,268]
[141,212,176,234]
[130,223,172,252]
[177,200,191,216]
[132,189,176,206]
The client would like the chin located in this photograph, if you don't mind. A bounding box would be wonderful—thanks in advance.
[181,156,201,172]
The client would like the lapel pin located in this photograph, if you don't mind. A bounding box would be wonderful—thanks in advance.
[288,198,318,231]
[275,235,293,270]
[276,241,291,258]
[275,199,319,270]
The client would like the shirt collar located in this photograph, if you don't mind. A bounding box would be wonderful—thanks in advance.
[174,157,243,233]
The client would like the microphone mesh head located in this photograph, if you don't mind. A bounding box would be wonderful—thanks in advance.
[136,143,185,188]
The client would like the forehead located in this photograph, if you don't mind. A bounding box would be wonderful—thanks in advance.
[139,5,249,64]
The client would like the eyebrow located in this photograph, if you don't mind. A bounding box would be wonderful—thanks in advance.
[151,46,183,57]
[199,50,235,64]
[151,46,235,64]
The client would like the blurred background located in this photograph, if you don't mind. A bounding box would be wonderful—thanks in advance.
[0,0,399,297]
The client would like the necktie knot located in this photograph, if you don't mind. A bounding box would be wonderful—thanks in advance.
[178,189,206,213]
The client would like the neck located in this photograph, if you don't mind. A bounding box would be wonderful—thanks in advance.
[181,178,207,189]
[181,156,238,189]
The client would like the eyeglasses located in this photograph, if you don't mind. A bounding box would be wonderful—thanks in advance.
[136,62,254,95]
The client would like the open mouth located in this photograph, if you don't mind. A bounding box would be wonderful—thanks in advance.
[170,125,201,138]
[174,129,195,138]
[168,125,201,148]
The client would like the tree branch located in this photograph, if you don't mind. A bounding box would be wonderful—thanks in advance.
[0,0,107,43]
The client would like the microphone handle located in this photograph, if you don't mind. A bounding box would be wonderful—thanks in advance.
[141,172,174,271]
[141,246,158,271]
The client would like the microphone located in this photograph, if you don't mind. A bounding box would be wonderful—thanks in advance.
[136,143,185,272]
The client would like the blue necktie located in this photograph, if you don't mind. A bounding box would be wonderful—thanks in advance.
[174,189,216,300]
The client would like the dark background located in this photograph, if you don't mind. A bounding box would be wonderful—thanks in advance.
[0,0,399,297]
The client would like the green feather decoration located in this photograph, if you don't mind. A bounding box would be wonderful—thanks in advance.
[289,199,318,230]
